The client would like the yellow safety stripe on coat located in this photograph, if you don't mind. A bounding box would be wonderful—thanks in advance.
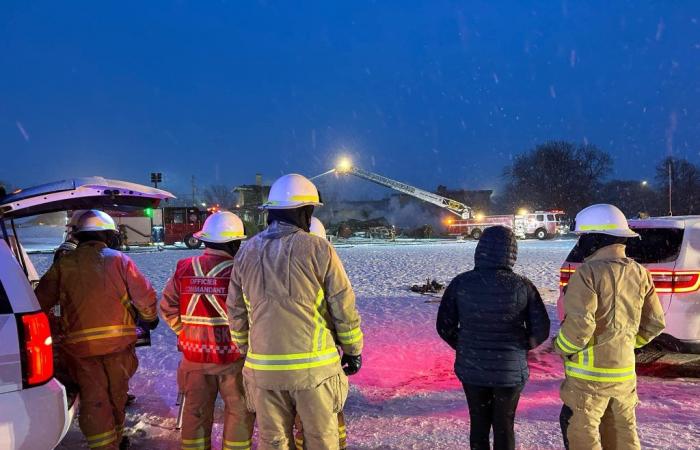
[223,438,252,449]
[635,335,649,349]
[245,347,341,371]
[313,288,328,352]
[64,325,137,344]
[230,330,249,345]
[295,439,304,450]
[337,327,364,345]
[555,331,583,354]
[172,322,184,335]
[580,346,595,368]
[182,436,211,449]
[181,315,229,326]
[578,224,619,231]
[565,361,636,382]
[86,429,117,448]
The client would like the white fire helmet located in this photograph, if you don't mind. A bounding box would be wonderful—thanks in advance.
[194,211,246,243]
[573,204,639,238]
[309,217,326,238]
[66,210,88,233]
[75,210,117,233]
[262,174,323,209]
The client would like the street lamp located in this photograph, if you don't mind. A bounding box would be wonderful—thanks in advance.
[641,180,648,187]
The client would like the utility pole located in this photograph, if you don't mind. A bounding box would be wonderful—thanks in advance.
[668,159,673,216]
[191,175,197,207]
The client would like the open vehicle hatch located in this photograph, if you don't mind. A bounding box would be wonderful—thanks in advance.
[0,177,174,220]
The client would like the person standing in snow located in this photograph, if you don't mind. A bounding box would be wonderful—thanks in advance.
[294,217,349,450]
[228,174,363,450]
[36,210,158,450]
[160,211,255,450]
[555,204,665,450]
[436,225,550,450]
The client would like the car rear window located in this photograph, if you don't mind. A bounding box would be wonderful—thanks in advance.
[0,280,12,314]
[565,228,685,264]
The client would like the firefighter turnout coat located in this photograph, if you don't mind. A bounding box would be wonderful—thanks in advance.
[36,241,157,357]
[554,244,665,391]
[227,221,364,390]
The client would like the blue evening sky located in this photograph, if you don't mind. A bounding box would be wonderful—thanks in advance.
[1,1,699,199]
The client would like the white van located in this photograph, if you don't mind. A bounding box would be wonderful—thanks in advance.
[0,177,173,450]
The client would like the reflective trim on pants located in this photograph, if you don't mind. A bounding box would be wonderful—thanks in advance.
[223,439,252,449]
[181,436,211,450]
[86,429,118,449]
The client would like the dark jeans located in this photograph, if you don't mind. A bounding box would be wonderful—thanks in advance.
[463,383,524,450]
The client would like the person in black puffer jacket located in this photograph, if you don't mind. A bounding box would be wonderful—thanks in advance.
[436,225,550,450]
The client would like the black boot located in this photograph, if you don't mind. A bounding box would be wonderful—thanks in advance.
[119,436,131,450]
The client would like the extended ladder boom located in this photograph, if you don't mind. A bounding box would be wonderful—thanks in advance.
[338,166,472,219]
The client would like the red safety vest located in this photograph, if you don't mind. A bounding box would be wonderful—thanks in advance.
[176,253,241,364]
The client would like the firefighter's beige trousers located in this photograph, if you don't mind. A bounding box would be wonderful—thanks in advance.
[562,385,640,450]
[246,374,348,450]
[294,411,347,450]
[67,347,138,449]
[181,360,255,450]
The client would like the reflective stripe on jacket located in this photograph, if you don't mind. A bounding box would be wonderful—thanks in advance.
[555,244,665,390]
[160,249,241,365]
[36,241,157,357]
[228,221,363,390]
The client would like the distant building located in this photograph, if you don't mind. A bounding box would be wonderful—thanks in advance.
[232,173,271,229]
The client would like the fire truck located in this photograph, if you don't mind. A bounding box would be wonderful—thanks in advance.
[77,206,210,249]
[445,210,569,240]
[333,159,568,240]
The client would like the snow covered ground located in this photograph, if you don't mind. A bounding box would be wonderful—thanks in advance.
[28,239,700,449]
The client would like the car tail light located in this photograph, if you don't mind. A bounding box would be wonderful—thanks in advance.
[560,267,575,287]
[650,270,700,293]
[16,311,54,387]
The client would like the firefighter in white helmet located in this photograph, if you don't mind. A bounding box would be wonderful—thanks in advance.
[294,216,349,450]
[160,211,255,450]
[228,174,363,450]
[556,204,665,450]
[36,210,158,450]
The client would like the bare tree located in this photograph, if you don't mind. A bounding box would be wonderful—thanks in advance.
[203,185,236,209]
[501,141,612,215]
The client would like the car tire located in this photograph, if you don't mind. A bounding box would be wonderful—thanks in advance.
[471,229,482,240]
[184,233,202,249]
[535,228,548,240]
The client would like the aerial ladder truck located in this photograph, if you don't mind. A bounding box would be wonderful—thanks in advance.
[334,159,473,220]
[333,159,565,239]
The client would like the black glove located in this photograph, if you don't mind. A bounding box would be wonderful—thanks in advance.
[138,316,159,330]
[341,353,362,376]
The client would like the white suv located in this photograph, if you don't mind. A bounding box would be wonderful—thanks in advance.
[0,177,173,449]
[557,215,700,354]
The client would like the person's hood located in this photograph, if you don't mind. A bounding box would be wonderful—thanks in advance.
[262,220,304,240]
[474,226,518,270]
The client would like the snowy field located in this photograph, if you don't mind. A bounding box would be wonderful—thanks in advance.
[27,239,700,450]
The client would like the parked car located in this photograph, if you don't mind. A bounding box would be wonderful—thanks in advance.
[0,177,173,449]
[558,215,700,353]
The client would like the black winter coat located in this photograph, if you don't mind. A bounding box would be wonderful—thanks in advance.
[436,226,550,387]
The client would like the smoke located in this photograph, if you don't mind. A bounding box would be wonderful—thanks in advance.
[384,196,443,229]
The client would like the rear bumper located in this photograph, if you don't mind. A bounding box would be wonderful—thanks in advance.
[0,378,71,450]
[665,293,700,344]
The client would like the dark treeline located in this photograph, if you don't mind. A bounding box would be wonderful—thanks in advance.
[497,141,700,217]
